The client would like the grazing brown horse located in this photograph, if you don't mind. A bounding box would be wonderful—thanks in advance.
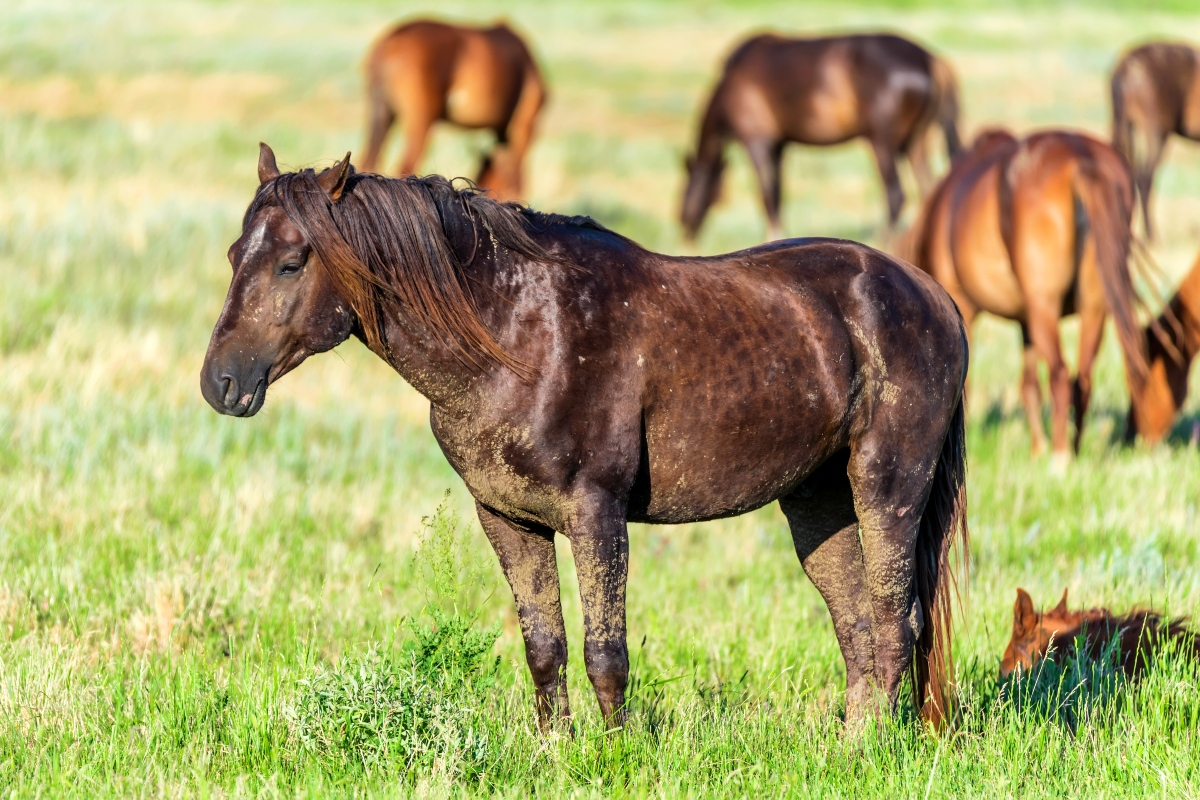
[1111,41,1200,240]
[1001,588,1198,679]
[1126,250,1200,444]
[202,144,971,730]
[904,128,1149,463]
[681,32,961,240]
[359,19,546,201]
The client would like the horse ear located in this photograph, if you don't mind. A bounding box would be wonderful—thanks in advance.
[1014,588,1036,631]
[1052,588,1069,616]
[318,152,353,201]
[258,143,281,184]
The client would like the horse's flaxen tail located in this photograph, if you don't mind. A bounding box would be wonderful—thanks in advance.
[931,57,962,159]
[913,393,968,730]
[1074,156,1150,406]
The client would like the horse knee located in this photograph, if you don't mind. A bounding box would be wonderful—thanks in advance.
[525,634,567,690]
[583,643,628,694]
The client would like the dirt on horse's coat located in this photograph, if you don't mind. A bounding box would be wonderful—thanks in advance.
[901,128,1150,462]
[359,19,546,201]
[681,32,961,239]
[202,145,970,731]
[1001,588,1198,678]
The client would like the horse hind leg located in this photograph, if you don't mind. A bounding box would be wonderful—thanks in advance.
[360,76,396,174]
[869,136,906,228]
[780,450,880,729]
[1019,324,1049,457]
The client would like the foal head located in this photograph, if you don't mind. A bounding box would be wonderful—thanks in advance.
[680,150,726,242]
[200,144,356,417]
[1000,588,1077,678]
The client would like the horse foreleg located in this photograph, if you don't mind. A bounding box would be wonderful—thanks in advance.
[566,496,630,729]
[870,138,906,228]
[477,502,571,732]
[745,138,784,240]
[779,451,878,729]
[908,130,935,197]
[1134,127,1166,241]
[1019,324,1048,457]
[360,79,396,174]
[396,114,435,177]
[1073,306,1107,454]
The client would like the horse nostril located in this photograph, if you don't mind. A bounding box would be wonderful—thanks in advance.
[220,375,237,408]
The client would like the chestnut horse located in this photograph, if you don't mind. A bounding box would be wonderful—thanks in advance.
[359,19,546,201]
[1126,249,1200,444]
[202,145,970,730]
[1001,588,1198,679]
[681,32,961,240]
[1111,41,1200,240]
[904,128,1149,463]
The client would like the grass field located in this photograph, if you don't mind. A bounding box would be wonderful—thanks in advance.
[3,0,1200,796]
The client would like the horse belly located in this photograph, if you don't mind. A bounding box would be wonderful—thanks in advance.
[800,61,861,143]
[446,40,513,128]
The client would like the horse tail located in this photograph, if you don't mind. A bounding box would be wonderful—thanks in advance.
[1074,153,1150,405]
[913,390,968,729]
[931,56,962,159]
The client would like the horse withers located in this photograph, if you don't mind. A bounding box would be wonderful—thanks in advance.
[902,128,1150,464]
[681,32,961,240]
[1001,588,1198,679]
[360,19,546,201]
[202,145,970,731]
[1111,41,1200,240]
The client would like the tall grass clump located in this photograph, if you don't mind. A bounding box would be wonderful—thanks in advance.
[288,497,501,781]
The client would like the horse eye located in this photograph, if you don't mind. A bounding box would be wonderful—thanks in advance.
[278,261,303,276]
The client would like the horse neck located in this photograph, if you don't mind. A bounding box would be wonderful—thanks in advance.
[374,205,515,409]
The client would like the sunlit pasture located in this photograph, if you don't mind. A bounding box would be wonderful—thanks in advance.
[1,0,1200,796]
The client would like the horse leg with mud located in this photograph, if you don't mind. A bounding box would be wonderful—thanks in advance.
[477,503,571,731]
[780,450,878,725]
[564,493,631,729]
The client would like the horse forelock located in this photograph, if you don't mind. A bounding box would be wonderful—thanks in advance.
[247,170,601,377]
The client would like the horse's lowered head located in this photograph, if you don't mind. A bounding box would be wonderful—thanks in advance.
[1000,588,1073,678]
[680,149,726,242]
[200,144,357,417]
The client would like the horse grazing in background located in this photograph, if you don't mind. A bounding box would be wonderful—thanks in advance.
[681,32,961,240]
[1001,588,1198,679]
[903,128,1149,464]
[202,144,971,731]
[360,19,546,201]
[1126,249,1200,444]
[1111,41,1200,240]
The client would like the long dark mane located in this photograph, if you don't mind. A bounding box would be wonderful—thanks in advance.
[245,169,609,374]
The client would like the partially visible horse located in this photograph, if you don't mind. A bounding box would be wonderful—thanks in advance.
[1001,588,1198,679]
[1111,41,1200,239]
[1126,249,1200,444]
[202,144,970,731]
[360,19,546,201]
[681,32,961,240]
[903,128,1150,463]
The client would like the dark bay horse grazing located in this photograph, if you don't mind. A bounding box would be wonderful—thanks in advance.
[681,32,961,240]
[1126,249,1200,444]
[1001,588,1198,679]
[1111,41,1200,239]
[903,128,1149,464]
[202,144,970,730]
[360,19,546,201]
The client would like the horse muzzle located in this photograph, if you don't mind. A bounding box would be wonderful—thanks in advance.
[201,364,269,417]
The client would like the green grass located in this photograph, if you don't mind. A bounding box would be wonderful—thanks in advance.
[3,0,1200,796]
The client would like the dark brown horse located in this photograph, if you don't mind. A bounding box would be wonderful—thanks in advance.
[903,128,1149,464]
[1126,249,1200,444]
[1111,41,1200,239]
[1001,588,1198,679]
[681,32,961,240]
[202,144,970,730]
[360,19,546,201]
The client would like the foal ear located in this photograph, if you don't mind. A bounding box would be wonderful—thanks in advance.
[1051,588,1069,616]
[318,151,353,202]
[1014,588,1036,630]
[258,142,281,184]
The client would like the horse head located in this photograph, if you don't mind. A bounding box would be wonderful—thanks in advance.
[680,149,726,242]
[1000,588,1075,678]
[200,144,357,417]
